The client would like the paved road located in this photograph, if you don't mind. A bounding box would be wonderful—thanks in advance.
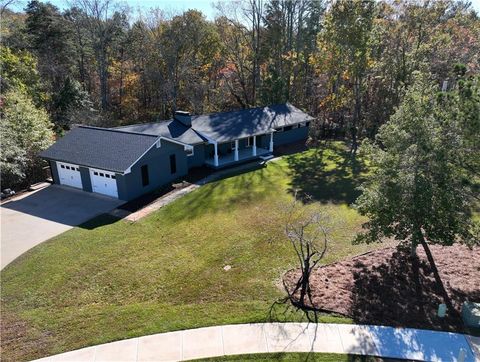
[1,185,122,269]
[32,323,479,362]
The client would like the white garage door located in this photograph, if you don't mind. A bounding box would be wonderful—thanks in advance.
[57,162,83,189]
[90,168,118,198]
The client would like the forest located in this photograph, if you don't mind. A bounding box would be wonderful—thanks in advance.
[1,0,479,189]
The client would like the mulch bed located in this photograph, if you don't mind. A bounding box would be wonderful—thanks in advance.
[284,244,480,332]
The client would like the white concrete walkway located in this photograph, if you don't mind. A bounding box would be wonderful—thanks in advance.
[33,323,479,362]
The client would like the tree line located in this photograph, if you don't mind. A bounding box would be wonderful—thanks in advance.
[1,0,479,188]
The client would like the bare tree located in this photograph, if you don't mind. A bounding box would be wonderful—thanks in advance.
[245,0,263,105]
[281,193,331,321]
[69,0,128,111]
[0,0,17,16]
[215,0,264,107]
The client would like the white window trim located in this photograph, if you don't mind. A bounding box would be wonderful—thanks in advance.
[58,162,80,172]
[89,167,117,179]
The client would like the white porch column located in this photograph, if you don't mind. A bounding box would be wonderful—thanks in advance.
[252,136,257,156]
[269,132,274,152]
[234,140,239,161]
[214,142,219,167]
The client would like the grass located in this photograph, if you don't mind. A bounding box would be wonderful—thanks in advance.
[1,142,382,362]
[195,353,383,361]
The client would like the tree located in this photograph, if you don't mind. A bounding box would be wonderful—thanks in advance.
[1,0,18,16]
[25,0,75,93]
[316,0,375,154]
[354,72,479,315]
[64,7,96,93]
[261,0,324,107]
[451,67,480,185]
[214,15,253,108]
[160,10,221,114]
[281,193,330,321]
[0,88,55,188]
[71,0,128,111]
[0,46,43,104]
[215,0,265,107]
[0,132,27,188]
[53,77,97,127]
[361,1,480,139]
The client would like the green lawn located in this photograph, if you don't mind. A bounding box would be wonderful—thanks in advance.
[195,353,380,361]
[1,142,383,362]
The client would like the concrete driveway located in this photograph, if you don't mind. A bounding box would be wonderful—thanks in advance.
[1,185,123,270]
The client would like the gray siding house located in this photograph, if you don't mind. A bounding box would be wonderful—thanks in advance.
[40,103,313,201]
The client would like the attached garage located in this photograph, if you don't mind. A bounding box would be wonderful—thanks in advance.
[40,126,178,201]
[57,162,83,189]
[89,168,118,198]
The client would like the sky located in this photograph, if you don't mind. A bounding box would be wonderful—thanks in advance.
[8,0,480,20]
[10,0,219,19]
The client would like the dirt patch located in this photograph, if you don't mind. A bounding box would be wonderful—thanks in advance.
[284,244,480,332]
[0,310,56,362]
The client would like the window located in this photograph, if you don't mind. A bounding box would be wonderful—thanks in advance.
[170,154,177,174]
[66,166,70,170]
[111,175,116,179]
[283,125,293,131]
[306,121,310,127]
[76,167,80,171]
[100,173,104,177]
[61,165,65,169]
[141,165,149,186]
[231,141,236,150]
[106,174,110,178]
[94,171,98,176]
[275,127,284,132]
[246,137,254,147]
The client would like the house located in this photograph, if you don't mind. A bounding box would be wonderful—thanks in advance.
[40,103,313,201]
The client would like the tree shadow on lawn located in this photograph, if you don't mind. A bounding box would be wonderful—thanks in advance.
[350,247,478,332]
[285,142,366,205]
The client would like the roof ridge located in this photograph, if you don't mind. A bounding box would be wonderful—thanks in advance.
[78,125,159,138]
[110,104,295,128]
[190,103,290,119]
[113,119,174,129]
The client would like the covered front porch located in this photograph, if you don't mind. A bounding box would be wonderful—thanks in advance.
[205,132,274,168]
[205,147,272,168]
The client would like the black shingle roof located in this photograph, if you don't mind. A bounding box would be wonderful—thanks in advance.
[39,126,159,173]
[190,103,314,142]
[40,104,313,171]
[115,119,205,145]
